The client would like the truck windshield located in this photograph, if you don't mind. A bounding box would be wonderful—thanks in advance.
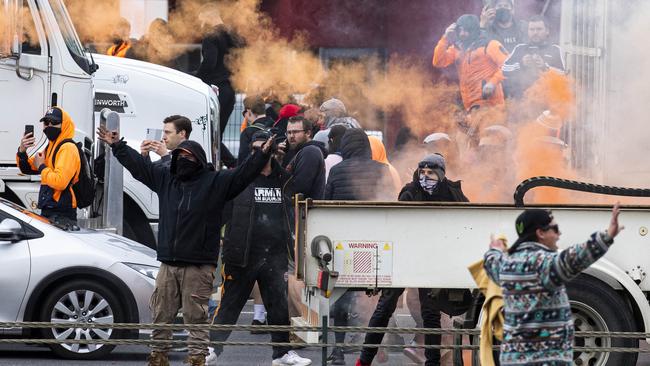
[48,0,91,74]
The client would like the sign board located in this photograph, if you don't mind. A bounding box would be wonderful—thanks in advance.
[332,240,393,286]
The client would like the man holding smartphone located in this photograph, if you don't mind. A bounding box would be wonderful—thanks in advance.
[141,115,192,168]
[17,107,80,224]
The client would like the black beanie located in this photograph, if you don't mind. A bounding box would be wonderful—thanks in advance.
[509,209,554,253]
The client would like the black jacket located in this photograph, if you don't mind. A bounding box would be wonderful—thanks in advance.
[502,42,566,98]
[196,25,241,86]
[222,160,292,267]
[324,129,392,201]
[285,140,327,200]
[237,116,275,165]
[399,169,469,203]
[111,139,269,266]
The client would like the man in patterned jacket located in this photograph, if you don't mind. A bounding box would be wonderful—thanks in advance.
[483,204,623,365]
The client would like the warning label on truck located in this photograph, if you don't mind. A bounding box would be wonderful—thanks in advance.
[332,240,393,286]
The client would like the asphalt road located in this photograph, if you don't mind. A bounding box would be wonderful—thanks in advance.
[1,301,650,365]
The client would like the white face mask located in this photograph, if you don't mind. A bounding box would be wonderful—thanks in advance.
[419,174,438,194]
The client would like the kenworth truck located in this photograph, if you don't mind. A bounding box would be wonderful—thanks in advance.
[0,0,219,247]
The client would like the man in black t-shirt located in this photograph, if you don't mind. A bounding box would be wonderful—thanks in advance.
[209,131,311,366]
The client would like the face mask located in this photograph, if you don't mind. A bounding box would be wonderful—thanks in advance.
[44,126,61,141]
[419,174,438,194]
[175,157,201,180]
[495,8,512,23]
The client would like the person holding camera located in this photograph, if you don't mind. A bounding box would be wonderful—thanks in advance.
[502,15,566,99]
[17,107,80,224]
[433,14,509,112]
[208,130,311,366]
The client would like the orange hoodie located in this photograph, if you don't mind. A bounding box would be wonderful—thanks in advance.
[16,107,80,208]
[368,136,402,196]
[433,35,508,110]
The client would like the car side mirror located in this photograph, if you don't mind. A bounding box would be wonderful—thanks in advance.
[0,218,23,243]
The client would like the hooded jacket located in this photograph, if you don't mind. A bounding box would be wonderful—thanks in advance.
[398,169,469,203]
[285,140,327,200]
[17,107,80,210]
[111,139,269,265]
[433,32,509,110]
[324,129,392,201]
[222,159,292,267]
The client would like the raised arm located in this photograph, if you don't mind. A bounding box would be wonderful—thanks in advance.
[432,24,460,68]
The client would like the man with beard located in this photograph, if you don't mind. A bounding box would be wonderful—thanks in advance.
[356,153,468,366]
[208,130,311,366]
[17,107,81,224]
[197,3,242,168]
[97,123,274,366]
[283,116,327,199]
[480,0,528,53]
[433,14,509,111]
[502,15,566,99]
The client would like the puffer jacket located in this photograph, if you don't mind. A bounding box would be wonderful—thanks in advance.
[324,129,392,201]
[111,139,269,265]
[16,107,80,210]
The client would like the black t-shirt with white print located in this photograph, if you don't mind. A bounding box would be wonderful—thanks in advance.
[249,174,288,255]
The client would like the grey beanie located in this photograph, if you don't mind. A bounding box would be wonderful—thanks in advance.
[418,153,446,180]
[313,129,330,150]
[319,98,347,118]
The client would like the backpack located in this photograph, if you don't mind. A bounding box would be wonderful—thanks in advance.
[52,139,96,209]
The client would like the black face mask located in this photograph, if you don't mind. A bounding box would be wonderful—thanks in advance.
[495,8,512,23]
[44,126,61,141]
[175,157,201,180]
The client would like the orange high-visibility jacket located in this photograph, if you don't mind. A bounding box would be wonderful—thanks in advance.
[433,35,509,110]
[107,41,132,58]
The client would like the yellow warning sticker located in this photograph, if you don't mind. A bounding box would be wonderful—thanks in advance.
[335,242,343,250]
[383,243,391,250]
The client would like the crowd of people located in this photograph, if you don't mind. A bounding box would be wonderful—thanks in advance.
[15,1,603,366]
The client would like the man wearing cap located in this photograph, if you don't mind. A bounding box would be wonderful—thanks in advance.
[208,130,311,366]
[356,153,468,366]
[17,106,81,224]
[97,125,275,366]
[483,204,624,365]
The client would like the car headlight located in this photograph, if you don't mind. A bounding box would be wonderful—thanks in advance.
[124,263,159,280]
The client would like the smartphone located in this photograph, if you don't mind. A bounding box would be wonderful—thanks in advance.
[146,128,163,141]
[24,124,34,136]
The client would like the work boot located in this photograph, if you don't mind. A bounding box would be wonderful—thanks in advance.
[147,351,170,366]
[184,354,207,366]
[326,347,345,365]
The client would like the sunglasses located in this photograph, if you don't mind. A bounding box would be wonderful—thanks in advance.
[42,119,62,126]
[542,224,560,233]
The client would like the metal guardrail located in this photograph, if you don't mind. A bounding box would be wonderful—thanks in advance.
[2,321,648,365]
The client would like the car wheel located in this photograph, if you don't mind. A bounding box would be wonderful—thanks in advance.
[568,275,639,366]
[39,279,125,360]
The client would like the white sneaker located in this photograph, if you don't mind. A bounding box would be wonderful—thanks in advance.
[206,346,218,365]
[271,350,312,365]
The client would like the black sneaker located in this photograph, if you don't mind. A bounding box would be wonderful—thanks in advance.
[250,319,268,334]
[327,347,345,365]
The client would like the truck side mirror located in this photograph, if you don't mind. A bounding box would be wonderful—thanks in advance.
[0,218,24,243]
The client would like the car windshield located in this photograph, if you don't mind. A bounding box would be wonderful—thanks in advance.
[48,0,91,73]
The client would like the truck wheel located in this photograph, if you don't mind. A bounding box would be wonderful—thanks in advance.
[39,280,125,360]
[567,275,638,366]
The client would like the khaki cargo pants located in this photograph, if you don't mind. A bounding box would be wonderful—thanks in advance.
[150,263,215,356]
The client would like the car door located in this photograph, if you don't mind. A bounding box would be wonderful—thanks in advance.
[0,211,32,322]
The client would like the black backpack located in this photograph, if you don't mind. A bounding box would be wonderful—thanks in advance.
[52,139,96,208]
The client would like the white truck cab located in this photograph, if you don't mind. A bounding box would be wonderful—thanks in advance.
[1,0,219,247]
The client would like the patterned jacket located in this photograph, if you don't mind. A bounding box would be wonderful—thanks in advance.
[483,232,613,365]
